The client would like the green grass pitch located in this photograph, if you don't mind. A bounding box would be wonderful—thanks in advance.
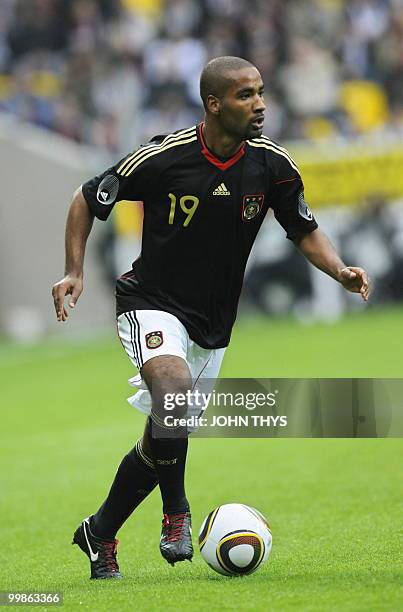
[1,307,402,611]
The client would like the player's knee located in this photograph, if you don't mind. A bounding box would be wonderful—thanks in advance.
[153,379,191,420]
[142,355,192,420]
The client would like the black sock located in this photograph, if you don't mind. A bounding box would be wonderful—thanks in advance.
[147,416,189,514]
[91,440,158,540]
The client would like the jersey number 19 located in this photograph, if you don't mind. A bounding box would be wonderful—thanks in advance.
[168,193,200,227]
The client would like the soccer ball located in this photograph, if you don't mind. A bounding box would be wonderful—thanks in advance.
[198,503,272,576]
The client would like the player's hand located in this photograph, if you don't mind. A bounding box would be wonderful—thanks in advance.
[338,267,370,301]
[52,275,83,321]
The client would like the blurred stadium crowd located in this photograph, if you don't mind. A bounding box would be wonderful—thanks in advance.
[1,0,403,152]
[1,0,403,338]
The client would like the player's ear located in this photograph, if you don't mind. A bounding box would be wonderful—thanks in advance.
[206,94,220,115]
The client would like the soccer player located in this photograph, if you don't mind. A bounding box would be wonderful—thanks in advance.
[52,56,370,579]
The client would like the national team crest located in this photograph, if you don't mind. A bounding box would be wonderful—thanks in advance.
[145,331,163,349]
[242,194,264,221]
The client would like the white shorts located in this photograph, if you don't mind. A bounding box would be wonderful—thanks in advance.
[117,309,226,418]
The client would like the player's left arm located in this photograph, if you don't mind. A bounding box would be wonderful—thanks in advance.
[294,228,370,301]
[269,152,370,301]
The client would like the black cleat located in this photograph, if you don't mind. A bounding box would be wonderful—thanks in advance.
[72,516,123,579]
[160,512,193,566]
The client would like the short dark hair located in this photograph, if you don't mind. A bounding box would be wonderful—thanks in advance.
[200,56,255,110]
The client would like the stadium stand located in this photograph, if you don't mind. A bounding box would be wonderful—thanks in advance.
[1,0,403,152]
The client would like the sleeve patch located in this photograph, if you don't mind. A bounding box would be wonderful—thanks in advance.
[97,174,120,206]
[298,190,313,221]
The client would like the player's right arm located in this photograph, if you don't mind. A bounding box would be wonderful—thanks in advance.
[52,187,94,322]
[52,139,156,321]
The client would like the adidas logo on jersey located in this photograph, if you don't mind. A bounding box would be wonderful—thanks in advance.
[213,182,231,196]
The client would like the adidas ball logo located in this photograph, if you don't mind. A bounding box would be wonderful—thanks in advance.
[213,182,231,196]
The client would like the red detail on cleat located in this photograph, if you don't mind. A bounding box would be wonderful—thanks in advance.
[163,513,187,542]
[100,539,120,572]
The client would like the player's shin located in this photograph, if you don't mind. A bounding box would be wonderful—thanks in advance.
[148,413,193,564]
[90,440,158,539]
[147,414,189,513]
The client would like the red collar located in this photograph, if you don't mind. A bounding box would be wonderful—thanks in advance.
[198,123,245,171]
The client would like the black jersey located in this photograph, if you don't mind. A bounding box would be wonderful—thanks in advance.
[82,123,317,349]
